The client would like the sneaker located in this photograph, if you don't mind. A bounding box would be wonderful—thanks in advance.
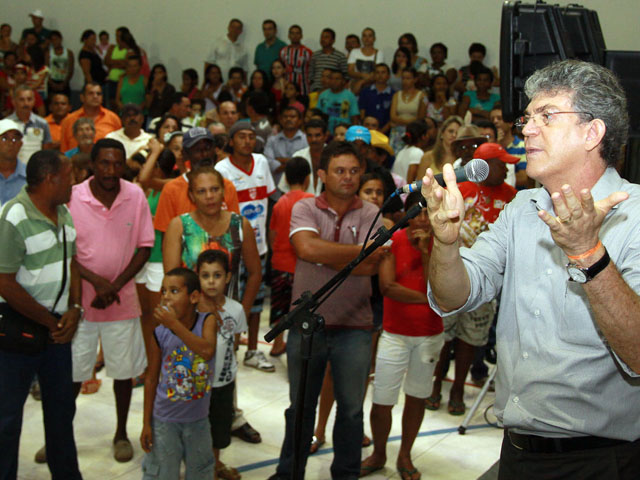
[244,350,275,372]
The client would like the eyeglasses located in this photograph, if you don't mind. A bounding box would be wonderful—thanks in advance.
[514,111,593,130]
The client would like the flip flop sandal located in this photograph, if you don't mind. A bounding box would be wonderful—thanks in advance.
[424,394,442,411]
[310,435,325,454]
[397,465,421,480]
[447,400,466,416]
[359,463,384,477]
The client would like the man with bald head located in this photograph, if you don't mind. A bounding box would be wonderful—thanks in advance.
[218,101,239,133]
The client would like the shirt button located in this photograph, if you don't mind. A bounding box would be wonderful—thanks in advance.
[523,352,529,359]
[547,269,553,275]
[534,309,540,316]
[513,396,519,404]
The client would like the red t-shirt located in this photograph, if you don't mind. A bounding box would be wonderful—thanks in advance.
[458,181,517,248]
[383,228,443,337]
[270,190,314,273]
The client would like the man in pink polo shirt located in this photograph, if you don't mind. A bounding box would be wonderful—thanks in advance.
[69,138,154,462]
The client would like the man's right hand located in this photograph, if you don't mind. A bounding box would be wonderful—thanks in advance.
[421,164,465,246]
[91,276,120,309]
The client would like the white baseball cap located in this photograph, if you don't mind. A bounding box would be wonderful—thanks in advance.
[29,9,44,18]
[0,119,23,137]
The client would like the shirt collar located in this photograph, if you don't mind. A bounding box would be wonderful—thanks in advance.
[529,167,624,213]
[278,130,304,141]
[315,192,363,214]
[14,185,65,227]
[370,84,392,94]
[74,177,130,208]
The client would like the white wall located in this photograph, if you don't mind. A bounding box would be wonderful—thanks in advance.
[4,0,640,89]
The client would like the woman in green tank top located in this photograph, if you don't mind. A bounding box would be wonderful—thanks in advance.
[116,55,147,112]
[104,27,129,108]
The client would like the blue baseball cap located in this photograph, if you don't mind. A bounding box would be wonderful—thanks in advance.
[345,125,371,144]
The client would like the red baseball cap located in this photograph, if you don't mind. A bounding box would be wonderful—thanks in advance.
[473,143,519,164]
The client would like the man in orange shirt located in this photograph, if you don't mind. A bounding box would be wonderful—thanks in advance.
[154,127,239,236]
[59,82,121,152]
[44,93,71,150]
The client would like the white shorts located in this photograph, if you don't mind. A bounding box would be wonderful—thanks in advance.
[372,331,444,405]
[134,261,164,292]
[72,318,147,382]
[443,301,496,346]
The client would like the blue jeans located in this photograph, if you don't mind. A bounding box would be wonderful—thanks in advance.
[275,327,372,480]
[142,417,214,480]
[0,343,81,480]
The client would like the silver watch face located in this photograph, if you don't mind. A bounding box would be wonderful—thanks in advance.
[567,266,587,283]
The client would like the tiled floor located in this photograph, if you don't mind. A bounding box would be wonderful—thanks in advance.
[18,324,502,479]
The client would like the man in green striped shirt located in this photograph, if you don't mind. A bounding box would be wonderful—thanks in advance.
[0,150,83,479]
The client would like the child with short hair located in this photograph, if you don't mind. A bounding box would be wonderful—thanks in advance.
[141,268,218,480]
[268,157,314,356]
[196,250,247,480]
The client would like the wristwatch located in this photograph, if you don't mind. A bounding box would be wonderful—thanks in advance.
[566,249,610,283]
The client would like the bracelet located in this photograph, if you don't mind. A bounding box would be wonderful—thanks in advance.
[567,241,603,261]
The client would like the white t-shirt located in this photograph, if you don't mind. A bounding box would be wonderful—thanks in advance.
[277,146,325,195]
[347,49,384,74]
[212,296,247,387]
[215,154,276,255]
[392,145,424,181]
[105,128,153,159]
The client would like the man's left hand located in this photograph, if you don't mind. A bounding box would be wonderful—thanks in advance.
[538,184,628,257]
[51,308,82,344]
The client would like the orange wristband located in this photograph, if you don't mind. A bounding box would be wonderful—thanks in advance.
[567,241,603,261]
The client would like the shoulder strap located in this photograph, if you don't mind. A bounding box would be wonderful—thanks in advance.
[51,224,67,313]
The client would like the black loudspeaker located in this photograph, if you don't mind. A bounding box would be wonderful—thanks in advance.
[499,1,605,122]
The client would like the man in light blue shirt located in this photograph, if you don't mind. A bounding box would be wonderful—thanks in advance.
[264,106,307,191]
[422,60,640,479]
[0,119,26,206]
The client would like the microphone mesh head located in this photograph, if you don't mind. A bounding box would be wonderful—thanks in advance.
[465,158,490,182]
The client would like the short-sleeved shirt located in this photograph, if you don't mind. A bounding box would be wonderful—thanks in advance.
[153,311,215,423]
[105,128,153,159]
[254,39,287,80]
[270,190,314,273]
[383,228,442,337]
[215,155,276,255]
[59,106,122,152]
[21,27,51,44]
[0,161,27,206]
[507,136,527,174]
[78,49,107,84]
[280,44,313,95]
[289,193,382,328]
[463,91,501,113]
[153,174,239,233]
[212,296,247,387]
[316,88,360,133]
[358,84,394,128]
[309,49,348,91]
[391,145,423,181]
[347,48,384,74]
[69,178,154,322]
[8,112,52,165]
[44,114,65,144]
[263,130,308,187]
[0,186,76,314]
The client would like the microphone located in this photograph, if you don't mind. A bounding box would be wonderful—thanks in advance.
[400,158,490,193]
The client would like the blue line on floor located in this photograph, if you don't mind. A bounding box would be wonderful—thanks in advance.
[236,423,496,473]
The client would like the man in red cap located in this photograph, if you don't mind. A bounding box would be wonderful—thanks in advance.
[426,142,517,415]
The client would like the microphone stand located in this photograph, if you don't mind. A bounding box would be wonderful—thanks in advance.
[264,197,427,480]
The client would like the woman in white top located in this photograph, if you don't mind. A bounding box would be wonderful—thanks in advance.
[347,27,384,95]
[389,68,426,153]
[392,120,430,183]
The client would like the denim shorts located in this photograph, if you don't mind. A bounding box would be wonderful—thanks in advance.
[142,417,214,480]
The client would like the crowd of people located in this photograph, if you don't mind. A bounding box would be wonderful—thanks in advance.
[1,8,639,480]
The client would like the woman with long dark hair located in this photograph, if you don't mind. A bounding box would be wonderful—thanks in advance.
[146,64,176,119]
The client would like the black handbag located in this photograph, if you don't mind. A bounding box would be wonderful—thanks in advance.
[0,226,67,355]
